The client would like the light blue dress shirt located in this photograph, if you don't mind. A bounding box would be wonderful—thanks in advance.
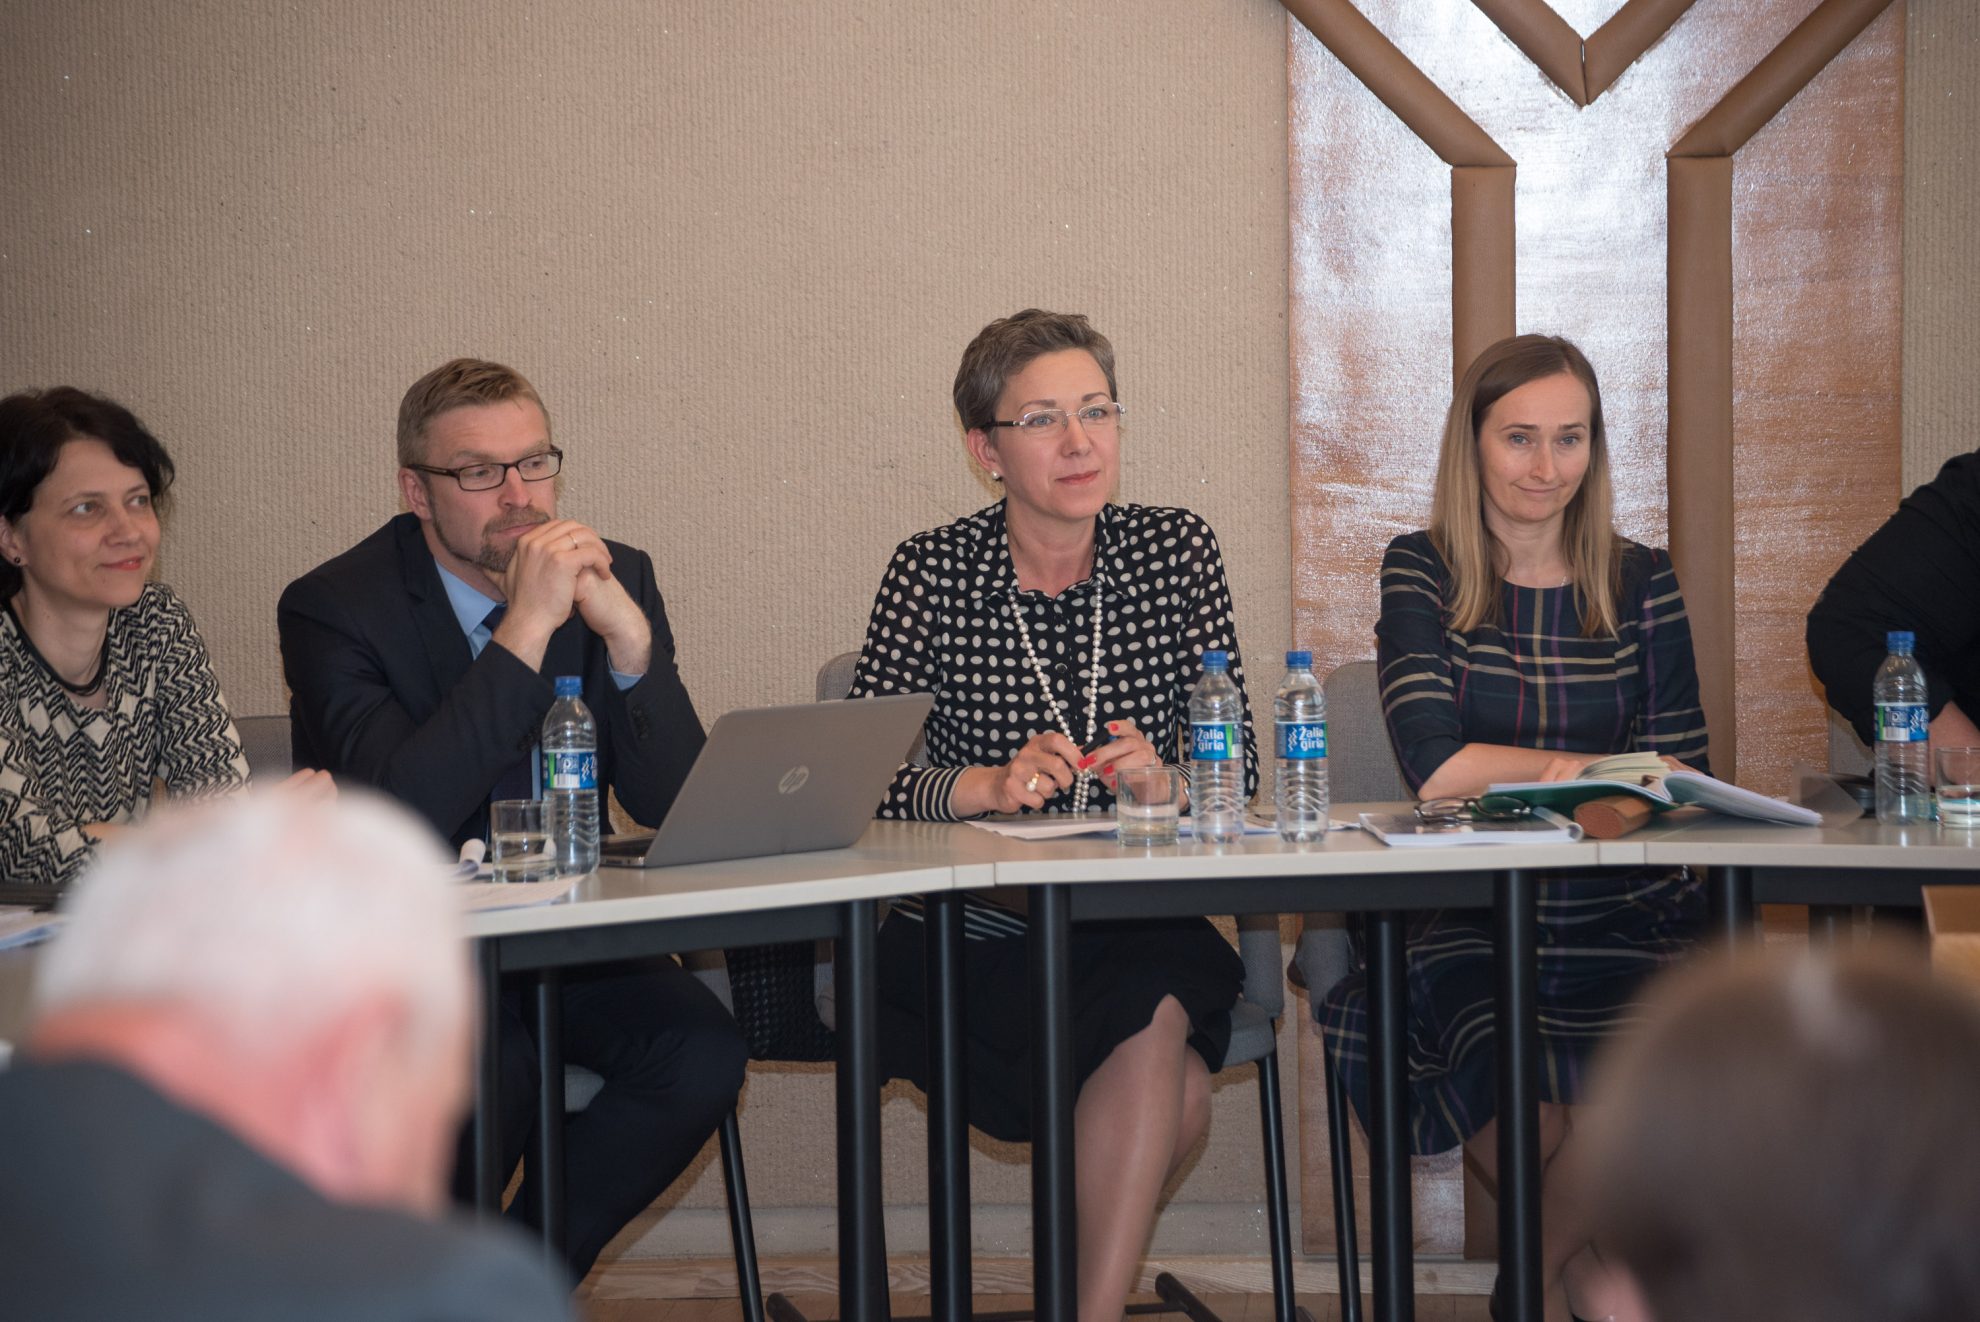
[434,562,640,688]
[434,562,639,801]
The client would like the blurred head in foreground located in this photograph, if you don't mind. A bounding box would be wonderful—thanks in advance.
[29,789,470,1216]
[1577,946,1980,1322]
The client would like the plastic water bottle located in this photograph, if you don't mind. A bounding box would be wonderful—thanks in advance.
[1873,631,1933,824]
[1274,650,1329,842]
[1189,650,1245,844]
[542,676,601,873]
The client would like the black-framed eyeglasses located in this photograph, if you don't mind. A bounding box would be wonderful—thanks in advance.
[1413,794,1534,827]
[988,401,1125,438]
[406,448,563,492]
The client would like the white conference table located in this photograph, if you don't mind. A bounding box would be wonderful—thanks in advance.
[1605,811,1980,943]
[950,815,1607,1322]
[460,821,1000,1322]
[7,807,1971,1322]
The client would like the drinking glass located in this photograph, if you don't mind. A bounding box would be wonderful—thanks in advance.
[490,799,558,882]
[1116,766,1184,847]
[1936,747,1980,831]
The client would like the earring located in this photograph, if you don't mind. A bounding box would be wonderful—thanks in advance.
[989,471,1003,482]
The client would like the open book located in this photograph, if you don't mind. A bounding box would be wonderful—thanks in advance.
[1488,751,1821,826]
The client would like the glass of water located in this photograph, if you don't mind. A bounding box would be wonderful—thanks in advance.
[490,799,558,882]
[1935,747,1980,831]
[1116,766,1184,848]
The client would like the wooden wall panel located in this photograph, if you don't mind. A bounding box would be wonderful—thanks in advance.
[1288,0,1903,1252]
[1290,0,1829,688]
[1729,3,1904,793]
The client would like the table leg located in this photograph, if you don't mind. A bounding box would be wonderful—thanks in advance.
[1710,865,1755,949]
[1029,883,1078,1322]
[473,940,505,1213]
[1494,870,1541,1322]
[532,967,566,1258]
[1366,910,1413,1322]
[1809,904,1851,949]
[925,891,973,1322]
[836,899,890,1322]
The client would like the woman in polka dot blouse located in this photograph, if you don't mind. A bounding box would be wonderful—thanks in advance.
[847,309,1259,1322]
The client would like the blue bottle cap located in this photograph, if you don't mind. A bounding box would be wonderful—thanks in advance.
[555,675,583,696]
[1286,650,1312,668]
[1202,649,1228,669]
[1887,631,1914,651]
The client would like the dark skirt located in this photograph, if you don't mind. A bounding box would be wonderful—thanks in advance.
[876,907,1244,1143]
[1318,866,1705,1155]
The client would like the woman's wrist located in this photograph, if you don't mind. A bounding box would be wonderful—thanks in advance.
[948,766,998,819]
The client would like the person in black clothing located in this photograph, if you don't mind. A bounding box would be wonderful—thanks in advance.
[848,310,1252,1322]
[278,358,744,1281]
[1807,448,1980,750]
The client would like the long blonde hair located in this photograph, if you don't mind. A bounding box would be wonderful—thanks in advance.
[1428,334,1624,638]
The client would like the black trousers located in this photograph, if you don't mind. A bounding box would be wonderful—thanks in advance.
[454,956,749,1280]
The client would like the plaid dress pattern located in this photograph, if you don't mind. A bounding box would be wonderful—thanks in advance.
[1319,530,1710,1153]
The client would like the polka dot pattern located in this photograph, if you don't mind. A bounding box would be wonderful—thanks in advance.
[849,501,1259,823]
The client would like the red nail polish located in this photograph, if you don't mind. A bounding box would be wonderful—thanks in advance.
[1077,754,1096,770]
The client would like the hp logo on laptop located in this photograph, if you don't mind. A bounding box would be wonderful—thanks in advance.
[777,766,811,796]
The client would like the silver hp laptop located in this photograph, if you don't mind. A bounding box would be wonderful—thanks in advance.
[600,694,934,868]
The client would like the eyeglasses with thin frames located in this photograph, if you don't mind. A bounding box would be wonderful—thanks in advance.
[987,401,1126,439]
[1412,794,1535,828]
[406,447,563,492]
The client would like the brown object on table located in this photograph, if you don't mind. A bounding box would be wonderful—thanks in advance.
[1574,794,1656,840]
[1924,888,1980,991]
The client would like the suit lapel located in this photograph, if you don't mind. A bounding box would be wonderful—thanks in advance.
[393,515,475,702]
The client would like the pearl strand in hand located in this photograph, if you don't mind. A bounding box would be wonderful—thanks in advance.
[1009,585,1106,813]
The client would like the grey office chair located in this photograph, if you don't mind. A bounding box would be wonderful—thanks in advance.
[233,714,294,780]
[1292,660,1411,1322]
[237,714,767,1318]
[818,651,1313,1322]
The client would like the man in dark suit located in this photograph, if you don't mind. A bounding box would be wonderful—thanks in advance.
[277,358,746,1280]
[0,791,574,1322]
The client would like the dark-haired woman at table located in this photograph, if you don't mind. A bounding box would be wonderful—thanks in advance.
[0,388,259,886]
[1319,335,1707,1322]
[848,309,1257,1322]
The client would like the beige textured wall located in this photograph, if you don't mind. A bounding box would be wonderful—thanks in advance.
[1904,0,1980,487]
[0,0,1293,1260]
[0,0,1972,1267]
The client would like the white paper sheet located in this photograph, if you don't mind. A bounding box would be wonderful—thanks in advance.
[0,907,64,950]
[965,812,1285,841]
[457,875,585,911]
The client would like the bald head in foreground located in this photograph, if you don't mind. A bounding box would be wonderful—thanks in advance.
[1575,947,1980,1322]
[0,791,572,1322]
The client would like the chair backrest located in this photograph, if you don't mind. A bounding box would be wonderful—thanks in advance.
[818,650,926,767]
[816,651,859,702]
[234,714,294,781]
[1322,660,1411,803]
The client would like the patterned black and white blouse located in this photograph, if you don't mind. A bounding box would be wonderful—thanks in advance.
[848,501,1260,826]
[0,584,248,886]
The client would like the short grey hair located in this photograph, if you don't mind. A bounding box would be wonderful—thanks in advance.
[36,790,469,1054]
[952,309,1119,434]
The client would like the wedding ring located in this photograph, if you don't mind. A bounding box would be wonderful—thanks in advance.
[1024,773,1041,793]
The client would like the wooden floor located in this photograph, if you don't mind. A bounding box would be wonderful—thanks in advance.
[584,1293,1494,1321]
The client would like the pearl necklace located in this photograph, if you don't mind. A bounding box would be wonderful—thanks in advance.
[1008,582,1106,814]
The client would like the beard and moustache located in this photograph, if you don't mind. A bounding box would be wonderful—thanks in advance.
[438,508,552,574]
